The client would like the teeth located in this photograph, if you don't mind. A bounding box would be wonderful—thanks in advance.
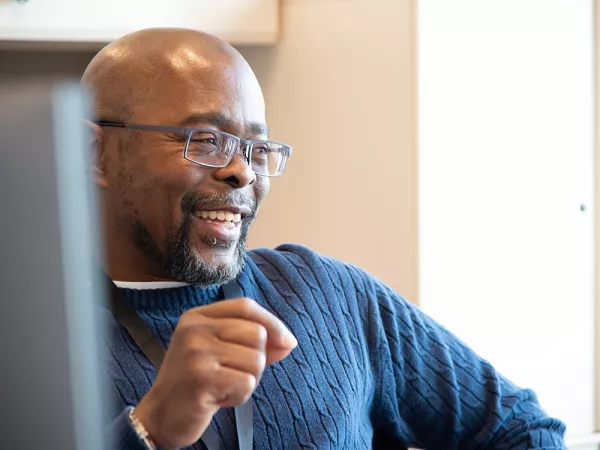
[195,210,243,223]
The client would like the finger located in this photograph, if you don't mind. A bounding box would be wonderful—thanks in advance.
[193,298,298,350]
[215,319,268,350]
[204,365,257,408]
[212,340,266,381]
[265,344,295,366]
[213,319,293,366]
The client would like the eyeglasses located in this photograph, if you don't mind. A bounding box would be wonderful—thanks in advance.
[95,122,292,177]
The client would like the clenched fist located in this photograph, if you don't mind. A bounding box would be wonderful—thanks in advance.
[134,297,298,450]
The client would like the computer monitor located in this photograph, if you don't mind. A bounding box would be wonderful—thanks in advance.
[0,80,106,450]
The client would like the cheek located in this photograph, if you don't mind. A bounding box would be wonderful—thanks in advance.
[141,164,206,223]
[118,159,203,226]
[254,177,270,208]
[153,164,204,198]
[125,137,205,196]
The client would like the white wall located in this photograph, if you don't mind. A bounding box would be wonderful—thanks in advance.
[241,0,419,300]
[595,0,600,438]
[418,0,595,440]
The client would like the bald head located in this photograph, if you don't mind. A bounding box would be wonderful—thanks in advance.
[82,27,263,123]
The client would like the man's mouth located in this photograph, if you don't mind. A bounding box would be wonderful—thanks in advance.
[194,210,242,225]
[191,209,244,243]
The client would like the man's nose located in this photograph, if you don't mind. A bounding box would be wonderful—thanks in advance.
[213,149,256,188]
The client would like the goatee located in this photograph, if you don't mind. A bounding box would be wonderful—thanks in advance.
[131,191,256,286]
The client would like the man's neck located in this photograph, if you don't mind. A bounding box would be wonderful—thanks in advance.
[102,237,174,282]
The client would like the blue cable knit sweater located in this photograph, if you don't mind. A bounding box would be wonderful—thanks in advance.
[104,244,565,449]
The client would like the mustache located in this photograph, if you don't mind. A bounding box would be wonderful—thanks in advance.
[181,191,257,219]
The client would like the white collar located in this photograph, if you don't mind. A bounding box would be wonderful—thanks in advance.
[113,281,189,290]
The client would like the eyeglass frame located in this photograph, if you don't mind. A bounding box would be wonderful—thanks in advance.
[94,121,293,177]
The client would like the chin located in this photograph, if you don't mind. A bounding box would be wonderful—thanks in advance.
[191,237,245,271]
[195,249,237,270]
[195,236,238,259]
[168,244,243,286]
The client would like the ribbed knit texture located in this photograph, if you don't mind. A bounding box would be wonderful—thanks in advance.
[102,244,566,449]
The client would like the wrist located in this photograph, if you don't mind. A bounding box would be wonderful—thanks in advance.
[133,401,176,450]
[128,407,157,450]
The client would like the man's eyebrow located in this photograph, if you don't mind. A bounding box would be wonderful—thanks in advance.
[179,112,269,136]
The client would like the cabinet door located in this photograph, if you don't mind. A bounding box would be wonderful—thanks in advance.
[0,0,278,46]
[418,0,594,439]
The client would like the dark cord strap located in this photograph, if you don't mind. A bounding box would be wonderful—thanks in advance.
[220,280,253,450]
[105,274,252,450]
[221,280,244,300]
[106,280,165,369]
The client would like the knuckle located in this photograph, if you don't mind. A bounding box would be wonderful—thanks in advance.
[188,343,210,361]
[239,374,257,397]
[252,349,267,372]
[177,309,197,327]
[173,316,190,335]
[175,314,198,335]
[176,318,215,346]
[178,329,201,350]
[214,372,256,407]
[235,392,251,405]
[254,324,268,347]
[237,297,257,314]
[189,357,218,380]
[222,374,256,406]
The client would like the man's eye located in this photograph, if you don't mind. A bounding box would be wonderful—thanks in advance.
[253,145,269,154]
[191,137,217,145]
[189,131,220,142]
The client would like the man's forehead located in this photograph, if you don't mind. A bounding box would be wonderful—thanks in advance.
[101,37,267,134]
[126,62,267,135]
[179,111,269,137]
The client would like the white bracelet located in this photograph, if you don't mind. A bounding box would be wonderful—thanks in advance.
[128,407,158,450]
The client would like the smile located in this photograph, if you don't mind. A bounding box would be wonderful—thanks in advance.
[192,210,243,242]
[193,210,242,224]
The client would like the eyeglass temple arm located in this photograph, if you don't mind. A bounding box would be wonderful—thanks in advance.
[95,122,189,135]
[94,121,125,128]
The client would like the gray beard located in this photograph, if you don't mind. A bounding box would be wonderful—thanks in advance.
[131,192,254,287]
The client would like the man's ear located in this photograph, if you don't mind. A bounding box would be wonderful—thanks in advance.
[82,119,109,189]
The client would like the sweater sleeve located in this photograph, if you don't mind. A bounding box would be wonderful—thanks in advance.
[346,263,566,449]
[104,407,150,450]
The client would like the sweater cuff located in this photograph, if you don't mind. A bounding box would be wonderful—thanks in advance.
[105,407,149,450]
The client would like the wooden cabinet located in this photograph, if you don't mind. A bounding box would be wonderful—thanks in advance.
[0,0,278,48]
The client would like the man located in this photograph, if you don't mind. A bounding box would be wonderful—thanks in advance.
[84,28,565,449]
